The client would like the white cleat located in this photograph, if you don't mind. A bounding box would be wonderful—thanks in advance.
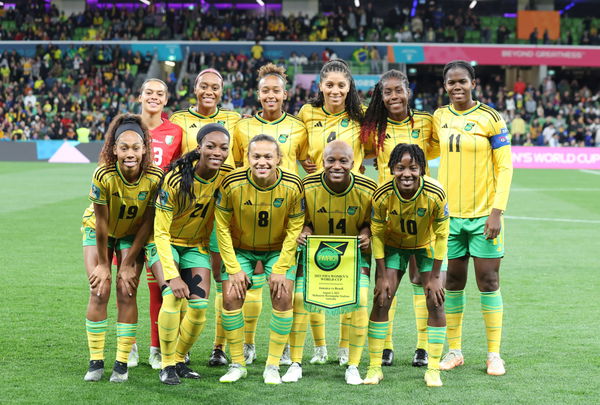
[486,352,506,376]
[148,346,162,370]
[338,347,349,366]
[83,360,104,382]
[127,343,139,368]
[309,345,328,365]
[244,343,257,365]
[219,363,248,383]
[281,362,303,383]
[345,365,363,385]
[280,344,292,366]
[263,365,282,385]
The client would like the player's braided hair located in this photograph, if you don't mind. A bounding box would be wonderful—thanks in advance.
[99,114,153,172]
[388,143,426,177]
[309,59,364,125]
[360,70,413,154]
[443,60,476,81]
[257,63,287,87]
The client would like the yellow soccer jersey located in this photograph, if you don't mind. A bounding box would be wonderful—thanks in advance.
[374,111,439,185]
[371,176,449,260]
[232,112,308,175]
[83,164,163,239]
[154,163,234,280]
[298,104,367,173]
[303,171,376,236]
[170,107,241,167]
[432,102,513,218]
[215,167,305,275]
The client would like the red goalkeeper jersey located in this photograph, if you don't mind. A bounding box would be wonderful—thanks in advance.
[150,119,183,171]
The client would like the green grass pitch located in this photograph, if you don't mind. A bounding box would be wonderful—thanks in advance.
[1,162,598,404]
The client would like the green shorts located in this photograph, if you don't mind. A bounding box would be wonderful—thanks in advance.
[81,226,133,251]
[384,246,447,272]
[171,244,211,270]
[145,243,160,267]
[209,226,219,253]
[448,216,505,259]
[220,249,296,282]
[298,245,371,270]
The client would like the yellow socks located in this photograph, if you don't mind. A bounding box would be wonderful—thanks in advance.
[158,287,183,368]
[445,290,466,351]
[213,282,226,348]
[266,309,293,366]
[222,308,245,365]
[86,318,108,361]
[174,298,208,363]
[115,322,137,363]
[481,290,503,353]
[383,296,398,351]
[368,320,388,367]
[310,312,326,347]
[243,274,265,345]
[412,283,428,351]
[427,326,446,370]
[339,313,351,349]
[289,277,308,363]
[348,275,369,366]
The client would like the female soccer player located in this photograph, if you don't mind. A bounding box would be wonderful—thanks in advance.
[297,59,366,365]
[82,114,162,383]
[360,69,439,367]
[138,78,183,370]
[363,144,448,387]
[432,60,512,376]
[171,69,241,366]
[282,140,376,385]
[154,123,234,385]
[216,134,304,385]
[232,63,308,365]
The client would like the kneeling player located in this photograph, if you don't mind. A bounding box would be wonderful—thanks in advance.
[364,144,448,387]
[216,135,304,384]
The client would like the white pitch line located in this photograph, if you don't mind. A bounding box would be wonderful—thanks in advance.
[512,188,600,191]
[505,215,600,224]
[580,169,600,175]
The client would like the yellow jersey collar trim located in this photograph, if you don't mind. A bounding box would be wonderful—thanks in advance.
[255,111,287,125]
[393,176,424,202]
[387,115,410,125]
[189,106,220,119]
[247,167,282,191]
[115,162,142,186]
[320,172,355,197]
[322,106,346,117]
[448,101,480,116]
[193,161,220,184]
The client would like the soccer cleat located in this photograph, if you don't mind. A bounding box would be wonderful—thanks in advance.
[382,349,394,366]
[184,352,191,365]
[338,347,349,366]
[412,348,429,367]
[439,350,464,371]
[486,353,506,376]
[263,365,282,385]
[159,366,181,385]
[345,365,363,385]
[244,343,257,365]
[148,346,162,370]
[83,360,104,382]
[176,362,201,379]
[281,362,302,383]
[363,366,384,385]
[309,345,328,365]
[109,360,128,383]
[127,343,139,368]
[424,369,443,387]
[280,344,292,366]
[219,363,248,383]
[208,347,229,367]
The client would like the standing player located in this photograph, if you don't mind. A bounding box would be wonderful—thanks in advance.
[82,114,162,382]
[139,78,183,370]
[363,144,448,387]
[154,124,234,385]
[232,63,308,364]
[216,135,304,384]
[282,140,376,385]
[297,59,366,365]
[360,69,439,367]
[171,69,241,366]
[432,60,513,376]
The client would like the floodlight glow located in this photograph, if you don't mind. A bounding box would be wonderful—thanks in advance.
[469,1,477,9]
[354,0,360,7]
[256,0,265,6]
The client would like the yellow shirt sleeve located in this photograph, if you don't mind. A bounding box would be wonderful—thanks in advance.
[432,198,449,260]
[371,194,387,260]
[89,166,108,205]
[429,112,441,161]
[215,187,242,275]
[489,118,513,212]
[232,123,244,167]
[154,181,179,280]
[271,193,305,275]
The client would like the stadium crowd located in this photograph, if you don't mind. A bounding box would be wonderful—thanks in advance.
[2,1,600,45]
[1,45,599,147]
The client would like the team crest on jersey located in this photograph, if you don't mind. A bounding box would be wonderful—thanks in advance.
[91,184,100,199]
[217,120,226,126]
[138,191,148,201]
[411,129,420,139]
[341,118,349,127]
[165,136,174,145]
[314,242,348,271]
[417,208,427,217]
[464,122,476,131]
[273,198,284,208]
[443,203,449,217]
[278,134,289,143]
[159,189,169,206]
[347,206,358,215]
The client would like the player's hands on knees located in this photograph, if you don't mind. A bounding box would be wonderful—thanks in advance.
[118,260,139,297]
[425,277,445,308]
[301,159,317,174]
[374,276,392,308]
[168,276,190,299]
[484,208,502,240]
[358,234,370,250]
[269,273,288,300]
[89,263,111,296]
[228,270,250,300]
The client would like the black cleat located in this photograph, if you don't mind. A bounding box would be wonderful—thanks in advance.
[160,365,181,385]
[84,360,104,382]
[176,362,201,379]
[412,348,428,367]
[208,348,229,367]
[382,349,394,366]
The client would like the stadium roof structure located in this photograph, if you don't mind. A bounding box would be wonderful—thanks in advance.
[87,0,282,9]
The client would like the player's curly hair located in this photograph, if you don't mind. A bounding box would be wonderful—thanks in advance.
[443,60,476,81]
[257,63,287,87]
[309,59,364,125]
[99,114,153,172]
[360,70,413,154]
[388,143,426,177]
